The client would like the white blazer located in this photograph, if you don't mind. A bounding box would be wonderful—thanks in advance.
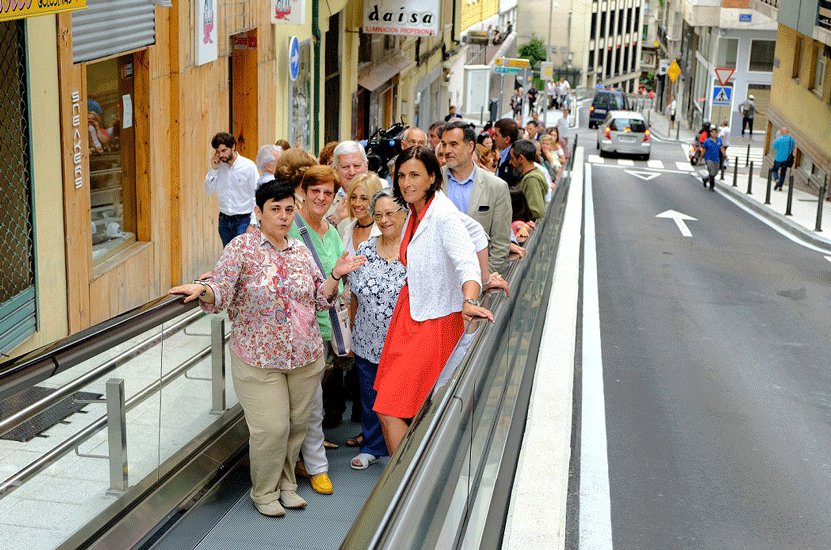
[405,191,482,321]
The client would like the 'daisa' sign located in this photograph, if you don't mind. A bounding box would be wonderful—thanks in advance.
[363,0,440,37]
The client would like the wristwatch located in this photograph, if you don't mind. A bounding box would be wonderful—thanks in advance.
[463,298,480,307]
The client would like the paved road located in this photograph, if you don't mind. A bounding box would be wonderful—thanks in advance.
[577,132,831,548]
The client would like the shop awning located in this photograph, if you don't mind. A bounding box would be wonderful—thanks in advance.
[358,56,416,92]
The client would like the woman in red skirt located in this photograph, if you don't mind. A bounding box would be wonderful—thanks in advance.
[373,146,494,454]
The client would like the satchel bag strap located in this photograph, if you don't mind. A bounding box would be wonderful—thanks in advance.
[294,216,348,350]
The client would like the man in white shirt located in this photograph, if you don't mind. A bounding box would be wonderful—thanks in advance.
[718,121,731,179]
[204,132,259,247]
[255,144,283,186]
[556,108,571,145]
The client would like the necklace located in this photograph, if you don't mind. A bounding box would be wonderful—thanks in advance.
[355,219,374,229]
[376,238,399,261]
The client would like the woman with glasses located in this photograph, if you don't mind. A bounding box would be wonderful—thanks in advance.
[373,146,494,455]
[346,190,408,469]
[287,164,345,496]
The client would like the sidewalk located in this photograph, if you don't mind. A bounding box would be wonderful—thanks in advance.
[704,166,831,252]
[644,106,831,252]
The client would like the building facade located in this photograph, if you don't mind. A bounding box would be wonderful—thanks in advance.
[763,0,831,192]
[5,0,351,358]
[676,0,777,130]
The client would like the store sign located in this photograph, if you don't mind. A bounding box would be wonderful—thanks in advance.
[70,90,83,189]
[0,0,86,22]
[195,0,218,66]
[739,13,752,23]
[271,0,305,25]
[363,0,440,37]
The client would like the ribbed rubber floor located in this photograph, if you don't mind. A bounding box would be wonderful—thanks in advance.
[193,418,389,550]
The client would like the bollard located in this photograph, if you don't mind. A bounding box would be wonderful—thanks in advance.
[746,161,754,194]
[764,168,773,205]
[676,121,680,141]
[815,177,827,231]
[785,172,794,216]
[480,107,484,126]
[732,156,738,187]
[647,109,651,125]
[745,143,751,167]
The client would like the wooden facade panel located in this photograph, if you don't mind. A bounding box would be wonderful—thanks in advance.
[88,243,155,324]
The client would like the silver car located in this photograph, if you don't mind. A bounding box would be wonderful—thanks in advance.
[596,110,652,160]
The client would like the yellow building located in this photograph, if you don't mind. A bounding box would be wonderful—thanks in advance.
[765,0,831,191]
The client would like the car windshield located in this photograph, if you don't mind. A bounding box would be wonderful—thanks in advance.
[610,118,647,132]
[594,93,625,110]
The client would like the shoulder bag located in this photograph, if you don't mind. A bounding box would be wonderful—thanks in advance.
[294,216,352,356]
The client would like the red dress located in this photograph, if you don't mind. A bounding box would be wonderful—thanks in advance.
[373,198,465,419]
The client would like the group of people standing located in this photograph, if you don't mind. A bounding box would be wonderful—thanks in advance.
[170,121,529,518]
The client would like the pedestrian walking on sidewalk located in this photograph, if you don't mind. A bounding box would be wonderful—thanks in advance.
[770,127,795,191]
[718,121,731,178]
[699,128,724,191]
[668,99,677,131]
[738,95,756,138]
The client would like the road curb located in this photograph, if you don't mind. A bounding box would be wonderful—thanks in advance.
[716,180,831,254]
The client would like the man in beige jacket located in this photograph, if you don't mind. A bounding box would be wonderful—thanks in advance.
[440,120,512,273]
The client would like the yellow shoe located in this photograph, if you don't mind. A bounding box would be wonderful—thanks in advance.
[309,473,333,495]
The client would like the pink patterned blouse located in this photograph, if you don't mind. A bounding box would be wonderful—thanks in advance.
[200,231,335,369]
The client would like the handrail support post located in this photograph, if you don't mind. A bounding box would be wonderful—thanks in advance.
[106,378,128,495]
[210,317,227,415]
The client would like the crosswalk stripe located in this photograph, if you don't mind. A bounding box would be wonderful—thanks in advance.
[647,160,664,169]
[675,161,695,171]
[588,154,605,164]
[617,159,634,166]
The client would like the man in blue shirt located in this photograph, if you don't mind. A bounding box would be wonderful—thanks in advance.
[770,127,795,191]
[699,127,724,191]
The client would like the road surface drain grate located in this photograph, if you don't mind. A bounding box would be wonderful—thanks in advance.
[0,386,102,442]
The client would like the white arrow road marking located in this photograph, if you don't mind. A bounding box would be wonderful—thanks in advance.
[656,209,698,237]
[625,170,661,181]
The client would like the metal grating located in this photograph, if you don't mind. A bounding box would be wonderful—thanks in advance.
[0,386,102,443]
[0,20,36,354]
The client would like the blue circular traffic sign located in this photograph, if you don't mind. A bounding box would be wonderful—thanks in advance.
[289,36,300,82]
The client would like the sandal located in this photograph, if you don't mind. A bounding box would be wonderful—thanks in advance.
[350,453,378,470]
[345,433,364,448]
[323,439,340,450]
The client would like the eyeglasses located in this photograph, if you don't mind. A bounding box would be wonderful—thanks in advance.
[372,207,404,220]
[306,188,335,199]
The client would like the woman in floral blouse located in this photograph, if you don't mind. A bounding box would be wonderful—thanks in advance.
[347,190,408,469]
[169,180,365,518]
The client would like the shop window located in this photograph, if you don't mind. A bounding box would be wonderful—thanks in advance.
[716,38,738,68]
[0,20,36,352]
[86,54,137,264]
[749,40,775,72]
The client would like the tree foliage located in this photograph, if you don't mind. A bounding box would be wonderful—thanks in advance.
[518,35,547,68]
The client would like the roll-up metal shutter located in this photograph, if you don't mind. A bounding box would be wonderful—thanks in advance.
[72,0,156,63]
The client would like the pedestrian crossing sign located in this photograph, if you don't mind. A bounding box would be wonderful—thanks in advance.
[712,86,732,106]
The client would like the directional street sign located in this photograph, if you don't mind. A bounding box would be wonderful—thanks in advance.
[712,86,732,106]
[289,35,300,81]
[495,57,531,69]
[495,66,521,74]
[667,60,681,83]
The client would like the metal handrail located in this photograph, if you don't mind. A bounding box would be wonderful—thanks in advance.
[0,303,201,437]
[0,328,229,498]
[0,296,199,403]
[344,142,575,548]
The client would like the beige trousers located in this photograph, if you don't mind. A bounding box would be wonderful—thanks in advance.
[231,349,325,505]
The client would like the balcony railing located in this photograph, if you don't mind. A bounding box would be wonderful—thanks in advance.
[758,0,778,8]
